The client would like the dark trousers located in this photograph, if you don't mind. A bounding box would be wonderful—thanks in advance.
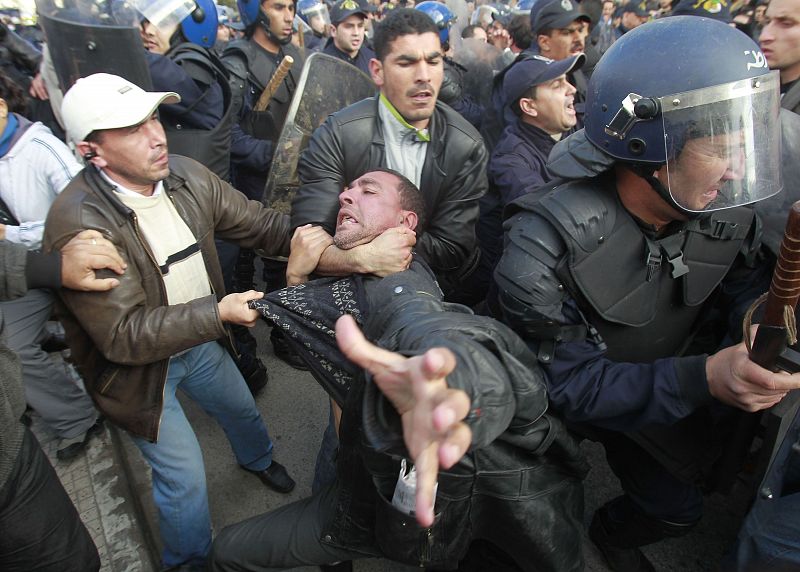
[209,483,362,571]
[0,427,100,571]
[598,429,703,527]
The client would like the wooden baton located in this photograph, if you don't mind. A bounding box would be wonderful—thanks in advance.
[254,55,294,112]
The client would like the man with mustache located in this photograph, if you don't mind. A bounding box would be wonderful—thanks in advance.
[759,0,800,115]
[292,8,488,299]
[209,169,587,572]
[481,0,591,152]
[466,52,585,305]
[42,73,297,572]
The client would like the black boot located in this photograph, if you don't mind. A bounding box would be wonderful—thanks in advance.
[231,325,268,396]
[589,497,697,572]
[237,352,268,396]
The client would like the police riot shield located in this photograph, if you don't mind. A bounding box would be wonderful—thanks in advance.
[263,52,375,212]
[36,0,152,92]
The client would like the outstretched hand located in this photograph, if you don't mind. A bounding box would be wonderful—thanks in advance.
[335,314,471,527]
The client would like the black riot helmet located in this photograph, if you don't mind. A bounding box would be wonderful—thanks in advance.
[551,16,782,216]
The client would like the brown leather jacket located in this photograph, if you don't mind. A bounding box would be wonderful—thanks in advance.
[43,155,290,442]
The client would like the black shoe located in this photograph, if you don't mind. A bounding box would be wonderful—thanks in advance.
[238,354,268,396]
[320,562,353,572]
[57,418,105,461]
[589,510,656,572]
[270,330,309,371]
[41,331,68,353]
[243,461,296,493]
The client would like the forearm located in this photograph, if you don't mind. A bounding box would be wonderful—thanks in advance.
[543,336,712,431]
[25,250,60,291]
[314,243,370,276]
[60,288,226,365]
[229,123,273,171]
[0,241,48,300]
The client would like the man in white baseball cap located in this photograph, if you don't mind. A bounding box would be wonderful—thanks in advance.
[46,72,296,571]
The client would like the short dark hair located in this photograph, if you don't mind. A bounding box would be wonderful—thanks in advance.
[512,85,538,117]
[0,70,27,115]
[371,167,427,236]
[373,8,440,61]
[506,14,532,50]
[461,24,482,39]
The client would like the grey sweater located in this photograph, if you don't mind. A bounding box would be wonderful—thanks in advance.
[0,241,60,489]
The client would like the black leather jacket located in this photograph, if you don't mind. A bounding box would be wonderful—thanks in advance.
[0,22,41,89]
[292,95,488,293]
[321,264,588,571]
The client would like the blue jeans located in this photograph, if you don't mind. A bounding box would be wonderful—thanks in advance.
[131,341,273,568]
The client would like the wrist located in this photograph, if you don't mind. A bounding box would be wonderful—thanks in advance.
[351,243,373,274]
[217,301,229,324]
[286,271,307,286]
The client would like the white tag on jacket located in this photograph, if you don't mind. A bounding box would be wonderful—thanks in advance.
[391,459,437,516]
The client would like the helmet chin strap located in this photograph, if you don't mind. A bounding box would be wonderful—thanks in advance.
[628,163,706,221]
[257,10,293,45]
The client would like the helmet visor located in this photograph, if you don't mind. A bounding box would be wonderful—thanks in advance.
[303,3,331,30]
[133,0,196,31]
[660,71,781,214]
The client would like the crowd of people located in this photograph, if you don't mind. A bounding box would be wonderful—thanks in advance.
[2,0,800,571]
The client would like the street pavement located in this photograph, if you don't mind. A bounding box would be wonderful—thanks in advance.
[34,317,756,571]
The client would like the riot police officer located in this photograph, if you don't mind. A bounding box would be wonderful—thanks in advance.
[222,0,307,370]
[492,17,800,572]
[297,0,329,51]
[223,0,305,201]
[141,0,232,182]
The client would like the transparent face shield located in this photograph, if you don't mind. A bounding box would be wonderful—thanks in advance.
[302,3,331,34]
[131,0,195,31]
[35,0,143,26]
[660,71,782,214]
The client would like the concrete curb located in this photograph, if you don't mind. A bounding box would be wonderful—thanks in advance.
[31,417,159,571]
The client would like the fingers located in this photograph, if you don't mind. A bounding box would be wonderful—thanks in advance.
[432,390,470,433]
[414,442,439,528]
[239,289,265,302]
[420,348,457,381]
[219,291,263,326]
[412,421,471,527]
[336,314,405,371]
[66,230,127,274]
[437,422,472,469]
[83,277,122,291]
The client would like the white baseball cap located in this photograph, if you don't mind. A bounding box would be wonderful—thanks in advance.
[61,73,181,143]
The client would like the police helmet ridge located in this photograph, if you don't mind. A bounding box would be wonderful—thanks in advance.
[415,1,456,44]
[181,0,218,48]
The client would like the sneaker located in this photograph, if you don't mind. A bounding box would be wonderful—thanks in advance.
[56,418,105,461]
